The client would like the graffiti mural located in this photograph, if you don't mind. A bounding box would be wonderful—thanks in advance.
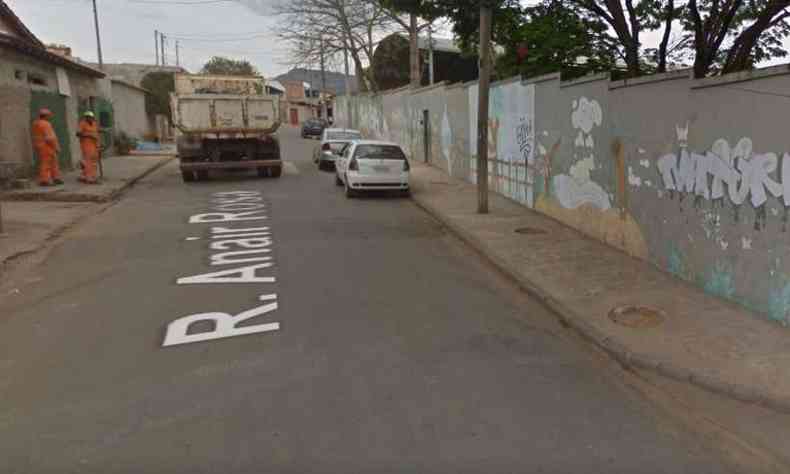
[552,97,611,210]
[468,81,536,206]
[656,123,790,231]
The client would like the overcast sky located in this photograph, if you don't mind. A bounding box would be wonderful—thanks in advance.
[7,0,297,77]
[7,0,786,78]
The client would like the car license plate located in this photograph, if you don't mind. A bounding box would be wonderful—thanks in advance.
[373,165,389,173]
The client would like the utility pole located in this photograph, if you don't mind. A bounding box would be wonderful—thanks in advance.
[91,0,104,69]
[176,40,180,67]
[477,4,492,214]
[344,46,352,128]
[155,30,159,66]
[320,36,327,120]
[409,13,419,87]
[428,22,434,85]
[160,32,166,66]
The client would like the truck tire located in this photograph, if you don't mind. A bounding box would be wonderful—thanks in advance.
[335,174,343,186]
[182,170,195,183]
[196,170,209,181]
[257,167,269,178]
[270,165,282,178]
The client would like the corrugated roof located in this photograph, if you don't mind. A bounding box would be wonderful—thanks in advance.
[0,33,105,77]
[0,0,43,47]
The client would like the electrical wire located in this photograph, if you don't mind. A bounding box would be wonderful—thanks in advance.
[127,0,238,5]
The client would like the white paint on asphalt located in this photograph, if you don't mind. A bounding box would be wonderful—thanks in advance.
[162,294,280,347]
[185,237,201,241]
[166,190,281,346]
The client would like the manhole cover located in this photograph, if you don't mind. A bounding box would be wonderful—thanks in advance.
[514,227,547,235]
[608,305,665,328]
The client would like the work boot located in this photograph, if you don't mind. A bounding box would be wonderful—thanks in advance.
[53,179,64,185]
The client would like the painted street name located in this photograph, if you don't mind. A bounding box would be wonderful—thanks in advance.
[163,191,280,347]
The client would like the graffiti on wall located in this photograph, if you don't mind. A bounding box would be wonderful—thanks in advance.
[553,97,611,210]
[468,81,536,206]
[656,122,790,231]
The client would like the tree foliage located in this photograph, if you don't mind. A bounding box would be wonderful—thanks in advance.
[685,0,790,77]
[494,0,619,80]
[200,56,259,76]
[140,72,175,118]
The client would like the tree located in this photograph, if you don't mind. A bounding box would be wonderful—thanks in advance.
[569,0,681,77]
[376,0,444,87]
[273,0,393,92]
[140,71,175,118]
[494,0,619,80]
[686,0,790,77]
[200,56,259,76]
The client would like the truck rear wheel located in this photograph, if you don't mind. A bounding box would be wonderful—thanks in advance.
[196,170,209,181]
[270,165,282,178]
[182,170,195,183]
[257,167,269,178]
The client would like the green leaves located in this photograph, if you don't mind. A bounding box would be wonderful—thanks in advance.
[200,57,259,76]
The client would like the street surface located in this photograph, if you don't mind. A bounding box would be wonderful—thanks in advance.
[0,127,733,473]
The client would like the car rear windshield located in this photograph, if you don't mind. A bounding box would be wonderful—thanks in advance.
[327,131,362,140]
[354,145,406,160]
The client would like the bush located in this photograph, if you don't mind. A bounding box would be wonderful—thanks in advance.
[114,131,138,155]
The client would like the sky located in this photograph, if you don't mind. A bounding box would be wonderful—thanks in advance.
[6,0,296,77]
[7,0,786,78]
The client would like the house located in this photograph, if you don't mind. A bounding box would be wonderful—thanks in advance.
[279,80,319,126]
[276,68,356,96]
[371,33,480,91]
[0,0,107,183]
[86,62,186,88]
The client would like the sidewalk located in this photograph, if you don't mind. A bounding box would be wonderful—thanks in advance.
[1,154,174,203]
[410,162,790,414]
[0,153,174,267]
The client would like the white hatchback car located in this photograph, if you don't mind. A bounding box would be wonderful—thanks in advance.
[335,140,410,198]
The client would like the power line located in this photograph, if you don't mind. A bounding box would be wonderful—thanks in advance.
[168,34,272,43]
[127,0,238,4]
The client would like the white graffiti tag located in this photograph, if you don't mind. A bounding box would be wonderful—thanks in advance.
[656,134,790,229]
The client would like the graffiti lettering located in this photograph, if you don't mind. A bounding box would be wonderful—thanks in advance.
[656,136,790,230]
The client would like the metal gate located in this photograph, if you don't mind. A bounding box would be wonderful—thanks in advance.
[29,90,71,170]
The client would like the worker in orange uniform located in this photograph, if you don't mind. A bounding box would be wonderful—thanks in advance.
[77,111,100,184]
[31,108,63,187]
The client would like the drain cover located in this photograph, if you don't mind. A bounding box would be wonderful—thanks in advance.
[514,227,547,235]
[608,305,665,328]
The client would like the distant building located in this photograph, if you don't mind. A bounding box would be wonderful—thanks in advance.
[279,80,319,125]
[0,0,162,185]
[276,68,357,96]
[0,0,106,183]
[85,63,186,88]
[372,33,479,91]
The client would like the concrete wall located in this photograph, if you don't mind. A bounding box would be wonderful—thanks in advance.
[110,80,151,139]
[0,46,108,176]
[336,64,790,326]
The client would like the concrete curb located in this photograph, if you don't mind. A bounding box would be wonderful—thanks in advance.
[1,157,174,203]
[411,190,790,415]
[0,157,172,267]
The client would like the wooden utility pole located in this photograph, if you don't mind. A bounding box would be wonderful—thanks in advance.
[428,23,434,85]
[409,13,419,87]
[320,36,328,119]
[344,46,352,128]
[477,4,492,214]
[160,32,166,66]
[91,0,104,69]
[176,40,180,67]
[155,30,159,66]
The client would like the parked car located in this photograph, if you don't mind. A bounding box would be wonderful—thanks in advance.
[313,128,363,170]
[301,118,327,139]
[335,140,410,198]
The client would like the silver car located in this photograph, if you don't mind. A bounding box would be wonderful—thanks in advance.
[313,128,363,170]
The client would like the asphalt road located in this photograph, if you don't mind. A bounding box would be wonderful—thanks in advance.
[0,127,733,473]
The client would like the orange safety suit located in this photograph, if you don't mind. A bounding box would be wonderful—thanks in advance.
[78,118,100,183]
[31,118,61,185]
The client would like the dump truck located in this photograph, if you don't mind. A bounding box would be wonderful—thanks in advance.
[171,73,282,182]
